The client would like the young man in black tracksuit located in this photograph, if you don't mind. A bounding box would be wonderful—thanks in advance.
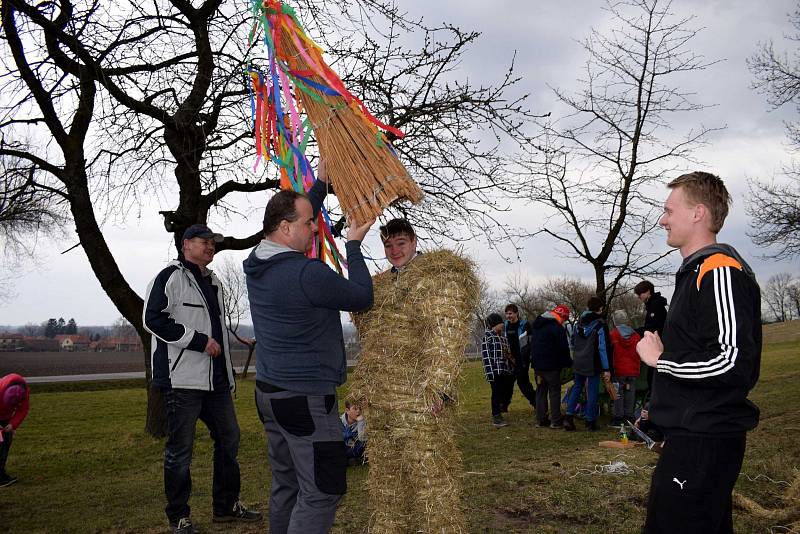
[637,171,761,534]
[503,304,536,415]
[634,280,669,393]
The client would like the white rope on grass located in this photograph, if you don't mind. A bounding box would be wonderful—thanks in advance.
[569,454,656,478]
[743,472,792,488]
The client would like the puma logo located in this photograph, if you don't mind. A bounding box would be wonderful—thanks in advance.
[672,477,686,489]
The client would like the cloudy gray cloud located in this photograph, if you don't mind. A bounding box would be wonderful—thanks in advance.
[1,0,798,326]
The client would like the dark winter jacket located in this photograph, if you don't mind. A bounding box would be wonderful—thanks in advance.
[244,181,373,395]
[504,320,532,366]
[530,312,571,371]
[610,325,641,377]
[651,244,761,436]
[643,292,668,335]
[571,311,611,376]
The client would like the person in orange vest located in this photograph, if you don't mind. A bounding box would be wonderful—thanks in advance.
[0,373,30,487]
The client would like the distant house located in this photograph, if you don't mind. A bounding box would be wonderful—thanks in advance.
[55,334,91,352]
[0,333,24,352]
[90,336,143,352]
[21,337,60,352]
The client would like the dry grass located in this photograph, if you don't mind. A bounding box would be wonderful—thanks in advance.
[3,336,797,533]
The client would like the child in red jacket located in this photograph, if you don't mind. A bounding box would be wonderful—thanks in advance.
[0,373,30,487]
[610,311,641,427]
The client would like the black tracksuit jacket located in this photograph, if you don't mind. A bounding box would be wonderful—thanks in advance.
[651,244,762,437]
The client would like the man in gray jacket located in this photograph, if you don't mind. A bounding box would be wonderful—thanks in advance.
[244,165,374,534]
[144,224,261,534]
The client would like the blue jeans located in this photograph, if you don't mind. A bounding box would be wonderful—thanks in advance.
[566,374,600,422]
[164,388,241,524]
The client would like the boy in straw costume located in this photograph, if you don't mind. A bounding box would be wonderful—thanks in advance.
[349,218,479,533]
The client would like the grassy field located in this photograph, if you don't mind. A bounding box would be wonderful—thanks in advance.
[3,330,799,533]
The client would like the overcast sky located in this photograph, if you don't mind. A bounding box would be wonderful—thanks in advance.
[1,0,798,327]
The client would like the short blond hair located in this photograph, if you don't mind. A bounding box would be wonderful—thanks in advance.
[668,171,731,233]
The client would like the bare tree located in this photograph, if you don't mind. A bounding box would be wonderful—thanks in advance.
[763,272,795,322]
[111,316,138,339]
[788,279,800,318]
[1,0,536,434]
[746,175,800,259]
[0,161,65,299]
[18,322,41,337]
[475,273,504,322]
[503,271,548,320]
[536,276,596,325]
[215,255,256,377]
[607,287,646,328]
[747,4,800,259]
[521,0,718,302]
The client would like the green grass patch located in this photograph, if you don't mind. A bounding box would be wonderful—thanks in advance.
[4,340,799,533]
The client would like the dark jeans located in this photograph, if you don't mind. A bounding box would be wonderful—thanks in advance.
[645,434,746,533]
[0,421,12,475]
[164,388,241,524]
[509,356,537,408]
[490,375,515,416]
[534,370,563,425]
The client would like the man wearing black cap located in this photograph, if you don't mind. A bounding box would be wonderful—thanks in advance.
[144,223,261,534]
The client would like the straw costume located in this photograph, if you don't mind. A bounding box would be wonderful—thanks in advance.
[350,250,479,533]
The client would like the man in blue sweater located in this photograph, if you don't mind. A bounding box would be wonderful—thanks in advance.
[244,165,374,534]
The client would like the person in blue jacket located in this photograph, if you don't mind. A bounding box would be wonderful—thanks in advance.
[244,162,374,534]
[564,296,612,432]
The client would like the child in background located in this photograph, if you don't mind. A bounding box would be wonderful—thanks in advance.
[341,401,367,464]
[481,313,515,428]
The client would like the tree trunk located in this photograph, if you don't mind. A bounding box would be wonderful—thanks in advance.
[242,342,256,378]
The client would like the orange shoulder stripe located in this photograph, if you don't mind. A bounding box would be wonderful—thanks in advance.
[696,253,743,290]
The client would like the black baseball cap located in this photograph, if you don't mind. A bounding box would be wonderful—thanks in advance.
[182,224,223,242]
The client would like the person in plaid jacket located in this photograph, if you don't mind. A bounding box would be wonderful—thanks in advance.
[481,313,515,427]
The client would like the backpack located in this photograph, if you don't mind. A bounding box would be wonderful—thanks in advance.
[572,324,599,376]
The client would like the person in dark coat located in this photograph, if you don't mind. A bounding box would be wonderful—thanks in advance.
[634,280,668,336]
[634,280,668,393]
[530,305,572,428]
[503,304,536,415]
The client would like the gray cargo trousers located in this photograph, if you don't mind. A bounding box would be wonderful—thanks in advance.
[255,382,347,534]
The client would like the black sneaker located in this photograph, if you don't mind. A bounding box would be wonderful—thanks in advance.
[492,415,509,428]
[213,501,262,523]
[0,474,18,488]
[171,517,195,534]
[537,419,551,427]
[563,415,576,431]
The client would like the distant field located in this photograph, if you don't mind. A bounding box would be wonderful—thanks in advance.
[0,349,253,376]
[1,319,794,378]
